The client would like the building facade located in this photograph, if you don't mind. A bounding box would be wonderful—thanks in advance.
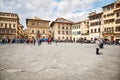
[50,18,73,41]
[0,12,21,40]
[88,12,103,40]
[26,17,51,39]
[72,22,81,41]
[114,1,120,41]
[102,3,116,41]
[102,1,120,41]
[72,20,89,41]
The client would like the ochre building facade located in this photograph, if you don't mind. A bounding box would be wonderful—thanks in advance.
[0,12,24,40]
[50,18,73,41]
[26,18,51,39]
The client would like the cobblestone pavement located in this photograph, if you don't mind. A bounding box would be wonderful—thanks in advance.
[0,43,120,80]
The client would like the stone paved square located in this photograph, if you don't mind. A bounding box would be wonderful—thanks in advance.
[0,43,120,80]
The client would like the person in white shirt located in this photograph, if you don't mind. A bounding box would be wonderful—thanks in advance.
[95,39,100,55]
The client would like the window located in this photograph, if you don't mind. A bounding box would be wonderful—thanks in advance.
[37,30,40,33]
[91,29,93,33]
[66,37,68,40]
[98,28,100,32]
[5,23,7,28]
[7,14,10,16]
[32,30,34,33]
[104,15,106,18]
[72,32,74,35]
[62,31,64,34]
[32,23,35,26]
[43,30,45,33]
[112,27,114,32]
[73,27,74,29]
[104,28,106,32]
[94,29,96,33]
[2,30,5,34]
[70,31,71,35]
[0,29,2,33]
[0,23,3,27]
[9,24,11,28]
[116,3,120,8]
[6,29,9,34]
[58,23,60,26]
[13,24,15,27]
[66,27,68,30]
[58,31,60,34]
[12,30,16,34]
[37,22,40,26]
[77,31,81,35]
[4,30,6,34]
[62,37,64,39]
[9,30,11,34]
[66,31,68,35]
[15,14,17,17]
[58,26,60,29]
[62,26,64,29]
[116,13,120,17]
[116,19,120,24]
[58,37,60,40]
[115,26,120,32]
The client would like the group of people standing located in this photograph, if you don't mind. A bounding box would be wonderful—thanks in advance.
[26,37,52,46]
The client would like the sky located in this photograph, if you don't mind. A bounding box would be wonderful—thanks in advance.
[0,0,115,29]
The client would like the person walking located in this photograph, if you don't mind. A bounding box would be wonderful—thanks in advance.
[119,40,120,46]
[55,39,58,45]
[95,39,100,55]
[32,38,36,46]
[38,38,41,46]
[100,39,104,48]
[48,38,50,44]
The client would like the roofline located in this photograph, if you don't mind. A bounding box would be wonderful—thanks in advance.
[102,2,115,8]
[26,18,50,22]
[50,21,74,27]
[72,19,89,25]
[88,12,103,17]
[0,12,18,16]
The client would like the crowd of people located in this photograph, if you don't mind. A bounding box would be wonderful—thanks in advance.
[0,37,120,46]
[0,37,120,56]
[0,37,51,45]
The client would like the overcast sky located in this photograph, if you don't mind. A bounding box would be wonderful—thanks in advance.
[0,0,115,29]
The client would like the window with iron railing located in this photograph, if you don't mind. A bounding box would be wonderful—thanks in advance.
[116,19,120,24]
[116,13,120,17]
[115,26,120,32]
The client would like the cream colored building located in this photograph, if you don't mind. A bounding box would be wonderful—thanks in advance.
[72,20,89,41]
[88,12,103,40]
[26,17,51,39]
[102,3,115,41]
[102,1,120,41]
[0,12,23,40]
[114,0,120,41]
[50,17,73,41]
